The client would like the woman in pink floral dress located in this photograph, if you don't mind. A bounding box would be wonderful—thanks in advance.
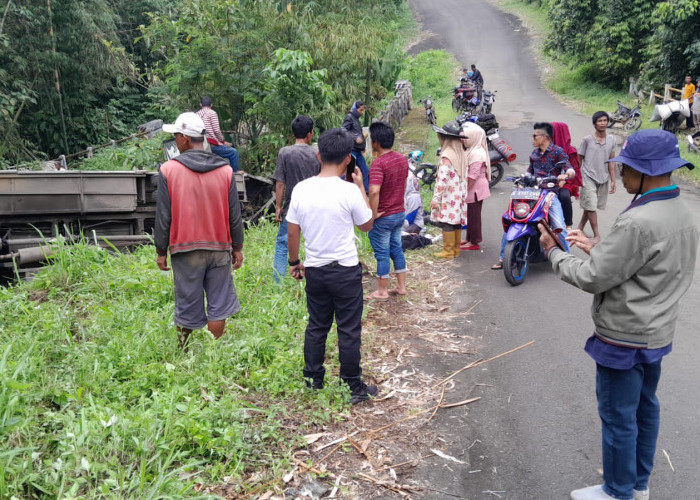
[429,121,468,258]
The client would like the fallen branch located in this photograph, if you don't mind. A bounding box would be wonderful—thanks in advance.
[433,340,535,388]
[377,454,434,472]
[356,472,414,497]
[662,449,675,472]
[426,385,446,423]
[315,430,360,452]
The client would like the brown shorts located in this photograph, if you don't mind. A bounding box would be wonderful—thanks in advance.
[171,250,239,329]
[580,174,609,211]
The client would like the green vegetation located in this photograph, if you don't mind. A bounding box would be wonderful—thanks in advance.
[78,135,170,171]
[1,0,413,174]
[0,222,361,497]
[494,0,700,182]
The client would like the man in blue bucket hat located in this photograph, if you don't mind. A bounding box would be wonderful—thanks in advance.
[538,129,698,500]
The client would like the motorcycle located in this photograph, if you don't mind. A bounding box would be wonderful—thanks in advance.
[407,150,438,187]
[452,81,480,114]
[455,113,514,188]
[608,100,642,131]
[501,173,563,286]
[418,97,437,125]
[480,89,496,115]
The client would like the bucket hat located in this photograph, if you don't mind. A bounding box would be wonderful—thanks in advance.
[432,120,462,138]
[162,112,206,138]
[607,129,694,175]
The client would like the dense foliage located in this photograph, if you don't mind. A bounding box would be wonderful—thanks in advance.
[0,223,365,497]
[539,0,699,89]
[1,0,410,172]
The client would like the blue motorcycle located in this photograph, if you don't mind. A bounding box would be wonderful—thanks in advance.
[501,173,564,286]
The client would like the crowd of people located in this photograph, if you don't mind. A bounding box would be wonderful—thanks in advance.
[154,95,697,500]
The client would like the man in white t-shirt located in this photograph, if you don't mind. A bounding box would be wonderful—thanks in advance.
[286,128,378,404]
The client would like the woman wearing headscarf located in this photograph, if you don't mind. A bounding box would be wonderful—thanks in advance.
[551,122,582,228]
[459,122,491,250]
[429,121,468,258]
[403,172,424,233]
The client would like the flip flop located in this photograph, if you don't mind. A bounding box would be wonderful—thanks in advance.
[491,262,503,270]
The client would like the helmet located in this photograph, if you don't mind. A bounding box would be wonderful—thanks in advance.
[408,150,424,163]
[469,97,480,106]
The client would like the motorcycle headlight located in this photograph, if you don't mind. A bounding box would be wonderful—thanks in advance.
[514,202,531,218]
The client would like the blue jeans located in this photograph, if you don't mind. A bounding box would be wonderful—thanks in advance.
[211,144,239,172]
[498,195,570,260]
[367,212,406,278]
[597,362,662,499]
[273,219,288,283]
[352,151,370,193]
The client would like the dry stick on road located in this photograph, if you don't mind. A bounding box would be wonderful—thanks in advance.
[432,340,536,388]
[426,384,446,424]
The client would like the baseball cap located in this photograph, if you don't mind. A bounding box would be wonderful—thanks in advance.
[607,129,694,175]
[162,112,206,138]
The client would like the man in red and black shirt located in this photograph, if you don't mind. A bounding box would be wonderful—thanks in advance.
[366,121,409,300]
[197,96,240,172]
[156,112,244,348]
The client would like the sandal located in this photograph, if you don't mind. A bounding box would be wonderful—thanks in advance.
[491,261,503,270]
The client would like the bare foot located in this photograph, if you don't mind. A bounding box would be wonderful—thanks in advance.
[365,290,389,301]
[388,288,406,296]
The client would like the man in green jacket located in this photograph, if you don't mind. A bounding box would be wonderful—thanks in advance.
[538,129,697,500]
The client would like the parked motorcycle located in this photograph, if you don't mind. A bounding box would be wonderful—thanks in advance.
[452,81,480,114]
[418,97,437,125]
[608,100,642,131]
[501,173,563,286]
[455,113,514,188]
[407,150,438,187]
[481,90,496,115]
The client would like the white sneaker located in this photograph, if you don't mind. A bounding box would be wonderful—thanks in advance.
[570,484,616,500]
[634,488,650,500]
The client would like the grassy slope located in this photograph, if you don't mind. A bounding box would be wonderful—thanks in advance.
[492,0,700,183]
[0,223,359,498]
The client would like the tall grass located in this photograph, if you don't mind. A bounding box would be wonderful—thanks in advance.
[0,222,352,497]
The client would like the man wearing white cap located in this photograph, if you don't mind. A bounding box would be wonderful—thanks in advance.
[539,129,698,500]
[155,112,244,348]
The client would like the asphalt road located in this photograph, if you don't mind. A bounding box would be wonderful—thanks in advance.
[404,0,700,498]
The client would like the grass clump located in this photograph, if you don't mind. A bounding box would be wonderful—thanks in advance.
[0,221,351,498]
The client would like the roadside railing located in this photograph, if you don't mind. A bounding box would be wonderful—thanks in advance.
[630,78,685,104]
[376,80,413,128]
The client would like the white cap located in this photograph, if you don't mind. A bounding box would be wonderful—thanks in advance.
[162,112,206,138]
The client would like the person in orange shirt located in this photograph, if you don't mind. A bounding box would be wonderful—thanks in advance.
[682,76,696,129]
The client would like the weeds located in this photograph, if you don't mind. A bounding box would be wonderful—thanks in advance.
[0,221,353,497]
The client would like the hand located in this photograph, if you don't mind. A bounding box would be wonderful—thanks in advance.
[374,211,385,219]
[224,141,232,147]
[537,222,558,252]
[565,229,596,255]
[557,174,567,187]
[157,255,170,271]
[609,181,616,194]
[351,166,364,189]
[355,136,363,144]
[289,263,305,281]
[232,250,244,270]
[430,201,439,210]
[275,206,283,223]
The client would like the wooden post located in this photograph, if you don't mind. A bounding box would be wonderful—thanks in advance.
[664,84,671,102]
[649,90,656,106]
[629,77,637,96]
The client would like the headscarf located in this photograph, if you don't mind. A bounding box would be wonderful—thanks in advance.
[461,122,491,181]
[404,173,423,217]
[551,122,582,198]
[438,134,468,181]
[350,100,363,116]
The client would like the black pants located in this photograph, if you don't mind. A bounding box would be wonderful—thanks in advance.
[558,188,573,227]
[303,263,363,383]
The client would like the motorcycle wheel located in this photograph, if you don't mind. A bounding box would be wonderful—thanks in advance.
[624,116,641,131]
[452,99,460,112]
[427,110,436,125]
[414,163,437,187]
[503,238,529,286]
[489,163,504,188]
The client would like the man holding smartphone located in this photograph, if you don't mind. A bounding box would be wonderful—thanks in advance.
[286,128,378,404]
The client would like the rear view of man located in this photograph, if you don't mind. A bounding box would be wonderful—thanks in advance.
[156,112,244,348]
[271,115,320,282]
[286,128,378,404]
[197,96,240,172]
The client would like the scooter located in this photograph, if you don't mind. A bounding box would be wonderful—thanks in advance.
[501,173,562,286]
[608,100,642,131]
[407,150,438,187]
